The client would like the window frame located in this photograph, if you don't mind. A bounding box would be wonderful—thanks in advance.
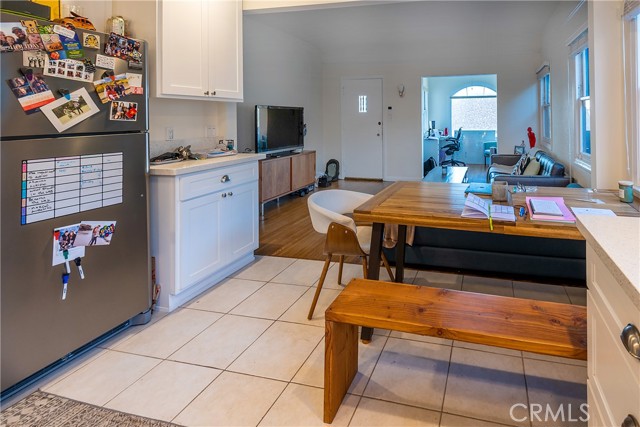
[623,5,640,190]
[450,85,497,132]
[569,31,591,171]
[537,64,552,149]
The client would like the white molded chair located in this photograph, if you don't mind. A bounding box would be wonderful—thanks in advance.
[306,189,394,320]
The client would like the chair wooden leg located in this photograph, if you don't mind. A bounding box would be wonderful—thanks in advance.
[308,255,332,320]
[381,252,395,282]
[337,255,345,285]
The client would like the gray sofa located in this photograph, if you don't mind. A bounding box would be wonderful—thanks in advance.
[383,226,586,283]
[487,150,570,187]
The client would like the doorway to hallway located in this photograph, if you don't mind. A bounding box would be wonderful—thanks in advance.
[421,75,497,174]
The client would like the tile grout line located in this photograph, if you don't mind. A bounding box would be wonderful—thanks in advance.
[436,337,456,427]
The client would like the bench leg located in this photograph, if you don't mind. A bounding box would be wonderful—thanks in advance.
[361,222,384,343]
[324,320,358,424]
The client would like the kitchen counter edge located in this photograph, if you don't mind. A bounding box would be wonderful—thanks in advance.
[149,153,266,176]
[576,214,640,310]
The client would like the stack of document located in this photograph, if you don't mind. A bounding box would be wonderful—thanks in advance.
[526,197,576,222]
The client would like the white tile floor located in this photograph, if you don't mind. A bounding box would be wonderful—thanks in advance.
[8,256,588,427]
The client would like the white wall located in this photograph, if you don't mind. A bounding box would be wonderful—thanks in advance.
[237,15,324,167]
[60,0,111,33]
[589,0,627,189]
[322,54,538,181]
[541,1,589,186]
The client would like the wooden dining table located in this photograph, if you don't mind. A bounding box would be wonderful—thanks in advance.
[352,181,639,341]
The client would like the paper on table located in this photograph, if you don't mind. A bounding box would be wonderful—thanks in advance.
[571,208,616,216]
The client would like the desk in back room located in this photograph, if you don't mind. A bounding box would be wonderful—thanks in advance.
[352,182,640,340]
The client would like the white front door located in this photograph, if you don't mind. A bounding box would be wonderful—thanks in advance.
[341,78,383,179]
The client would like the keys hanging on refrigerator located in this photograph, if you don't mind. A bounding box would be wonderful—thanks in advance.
[74,257,85,279]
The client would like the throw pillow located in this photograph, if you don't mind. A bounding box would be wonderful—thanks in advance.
[511,154,530,175]
[522,158,540,176]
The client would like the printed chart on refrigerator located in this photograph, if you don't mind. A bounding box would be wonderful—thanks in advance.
[21,152,124,224]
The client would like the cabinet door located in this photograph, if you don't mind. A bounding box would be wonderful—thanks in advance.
[209,0,243,100]
[178,192,223,293]
[158,0,210,98]
[259,157,291,202]
[291,151,316,190]
[224,182,259,258]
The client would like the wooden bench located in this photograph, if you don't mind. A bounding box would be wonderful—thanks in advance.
[324,279,587,423]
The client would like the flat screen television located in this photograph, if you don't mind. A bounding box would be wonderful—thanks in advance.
[255,105,304,156]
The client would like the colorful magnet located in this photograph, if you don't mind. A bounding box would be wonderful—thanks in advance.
[59,88,70,100]
[102,70,115,81]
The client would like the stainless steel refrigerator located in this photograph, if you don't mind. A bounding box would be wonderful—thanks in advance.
[1,12,151,395]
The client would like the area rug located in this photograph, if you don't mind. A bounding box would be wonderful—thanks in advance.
[1,390,180,427]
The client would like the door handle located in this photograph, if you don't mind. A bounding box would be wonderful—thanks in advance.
[220,175,230,183]
[621,324,640,360]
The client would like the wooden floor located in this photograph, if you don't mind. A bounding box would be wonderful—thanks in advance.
[256,179,393,261]
[256,164,488,261]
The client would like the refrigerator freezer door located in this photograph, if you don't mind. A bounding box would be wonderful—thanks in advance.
[0,12,148,139]
[1,133,150,392]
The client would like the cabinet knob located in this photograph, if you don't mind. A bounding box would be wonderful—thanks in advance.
[204,91,209,95]
[222,193,227,198]
[622,415,639,427]
[213,90,216,96]
[227,191,233,197]
[220,175,230,183]
[621,324,640,360]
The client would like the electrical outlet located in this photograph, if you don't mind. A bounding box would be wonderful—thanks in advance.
[165,127,174,141]
[205,126,216,138]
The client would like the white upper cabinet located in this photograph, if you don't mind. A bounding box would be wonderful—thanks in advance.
[157,0,243,101]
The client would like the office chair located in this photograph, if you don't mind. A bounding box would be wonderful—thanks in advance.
[306,190,395,320]
[440,128,466,167]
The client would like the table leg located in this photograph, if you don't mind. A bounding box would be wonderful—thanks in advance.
[361,222,383,342]
[324,320,358,424]
[395,225,406,283]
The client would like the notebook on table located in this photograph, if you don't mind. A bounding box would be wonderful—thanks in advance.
[526,196,576,223]
[461,193,516,221]
[464,183,492,195]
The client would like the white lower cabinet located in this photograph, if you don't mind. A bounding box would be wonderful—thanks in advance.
[150,160,259,311]
[587,244,640,427]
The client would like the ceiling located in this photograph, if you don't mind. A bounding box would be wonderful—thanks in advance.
[244,1,563,63]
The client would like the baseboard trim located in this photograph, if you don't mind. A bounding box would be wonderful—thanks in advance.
[344,177,383,182]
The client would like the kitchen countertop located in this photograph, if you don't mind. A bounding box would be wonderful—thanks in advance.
[576,214,640,310]
[149,153,265,176]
